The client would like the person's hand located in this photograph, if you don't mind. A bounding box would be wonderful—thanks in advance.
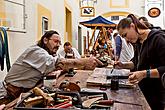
[128,71,146,84]
[0,104,5,110]
[48,70,62,78]
[113,61,124,69]
[83,57,104,70]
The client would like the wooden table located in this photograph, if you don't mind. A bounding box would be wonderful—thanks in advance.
[55,70,151,110]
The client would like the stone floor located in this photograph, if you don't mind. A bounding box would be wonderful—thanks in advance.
[0,63,7,81]
[0,71,6,81]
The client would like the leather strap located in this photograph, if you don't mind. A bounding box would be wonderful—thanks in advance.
[0,27,11,71]
[0,30,5,71]
[5,83,30,99]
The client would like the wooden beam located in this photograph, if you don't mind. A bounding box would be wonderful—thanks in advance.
[83,36,86,54]
[102,27,113,58]
[88,26,97,48]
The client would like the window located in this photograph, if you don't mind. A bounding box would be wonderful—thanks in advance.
[79,0,97,8]
[111,16,119,21]
[42,17,48,34]
[0,0,26,32]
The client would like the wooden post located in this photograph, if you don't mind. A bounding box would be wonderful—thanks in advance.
[88,26,97,48]
[102,26,113,58]
[92,31,100,50]
[83,36,87,54]
[87,31,89,50]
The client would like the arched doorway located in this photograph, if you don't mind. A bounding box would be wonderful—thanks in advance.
[102,11,130,17]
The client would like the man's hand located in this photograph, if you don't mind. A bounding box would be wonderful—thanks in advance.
[83,57,104,70]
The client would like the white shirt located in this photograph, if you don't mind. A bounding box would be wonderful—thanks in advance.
[119,37,134,62]
[4,45,58,88]
[57,47,81,59]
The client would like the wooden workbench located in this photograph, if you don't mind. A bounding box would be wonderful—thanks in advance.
[55,70,151,110]
[5,70,151,110]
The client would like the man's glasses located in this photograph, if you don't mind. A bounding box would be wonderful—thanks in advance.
[49,38,61,45]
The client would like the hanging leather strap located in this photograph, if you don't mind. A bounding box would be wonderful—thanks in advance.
[0,30,5,71]
[0,27,11,71]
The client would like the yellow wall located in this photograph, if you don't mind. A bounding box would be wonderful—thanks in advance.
[110,0,129,8]
[64,0,72,43]
[37,4,52,39]
[0,0,6,26]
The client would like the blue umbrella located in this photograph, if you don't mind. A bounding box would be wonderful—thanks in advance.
[80,16,116,28]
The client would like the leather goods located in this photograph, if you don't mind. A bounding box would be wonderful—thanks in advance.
[59,81,81,92]
[0,31,5,70]
[6,83,30,99]
[0,27,11,71]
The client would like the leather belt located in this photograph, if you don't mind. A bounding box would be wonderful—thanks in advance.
[3,82,30,99]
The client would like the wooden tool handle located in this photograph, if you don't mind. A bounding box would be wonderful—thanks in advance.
[57,94,72,100]
[48,101,70,108]
[33,87,46,96]
[24,97,43,107]
[32,87,54,106]
[96,100,114,105]
[56,101,72,108]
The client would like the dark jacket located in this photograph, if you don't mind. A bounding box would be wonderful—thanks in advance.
[136,29,165,110]
[162,73,165,88]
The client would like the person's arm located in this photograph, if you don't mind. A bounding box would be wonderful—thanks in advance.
[128,69,160,84]
[22,46,57,75]
[114,61,134,70]
[115,35,122,61]
[56,57,103,70]
[155,33,165,76]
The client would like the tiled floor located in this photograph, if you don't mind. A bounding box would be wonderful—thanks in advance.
[0,71,6,81]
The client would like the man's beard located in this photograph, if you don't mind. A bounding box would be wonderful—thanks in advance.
[46,46,59,56]
[51,47,59,56]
